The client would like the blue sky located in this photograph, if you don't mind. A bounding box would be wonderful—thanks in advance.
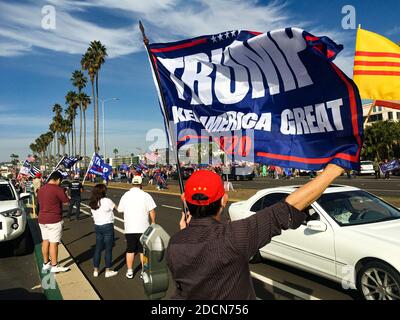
[0,0,399,162]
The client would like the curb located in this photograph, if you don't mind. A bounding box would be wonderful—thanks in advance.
[27,216,63,300]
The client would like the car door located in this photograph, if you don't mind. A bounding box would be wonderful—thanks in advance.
[252,192,336,278]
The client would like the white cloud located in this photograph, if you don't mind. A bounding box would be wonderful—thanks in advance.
[0,1,141,58]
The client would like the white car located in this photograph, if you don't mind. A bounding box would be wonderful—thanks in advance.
[229,185,400,300]
[359,161,375,175]
[0,179,31,255]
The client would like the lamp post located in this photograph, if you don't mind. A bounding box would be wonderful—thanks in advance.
[99,97,119,161]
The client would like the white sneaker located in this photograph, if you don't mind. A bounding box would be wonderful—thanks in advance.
[105,270,118,278]
[42,262,51,273]
[93,271,99,277]
[126,270,133,279]
[50,265,70,273]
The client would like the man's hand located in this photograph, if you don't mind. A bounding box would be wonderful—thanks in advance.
[179,212,192,230]
[286,164,345,211]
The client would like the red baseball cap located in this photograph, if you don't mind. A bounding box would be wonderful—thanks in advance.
[184,170,225,206]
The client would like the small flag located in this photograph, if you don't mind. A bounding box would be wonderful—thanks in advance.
[354,28,400,100]
[88,154,113,181]
[145,152,159,164]
[57,169,69,179]
[29,165,41,178]
[61,156,82,169]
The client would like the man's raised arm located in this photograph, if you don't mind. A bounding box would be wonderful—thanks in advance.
[285,164,345,211]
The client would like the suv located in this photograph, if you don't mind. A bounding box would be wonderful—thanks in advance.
[0,179,32,255]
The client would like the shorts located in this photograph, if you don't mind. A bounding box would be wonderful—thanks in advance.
[39,221,63,243]
[125,233,143,254]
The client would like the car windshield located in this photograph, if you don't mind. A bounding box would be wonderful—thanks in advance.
[317,191,400,226]
[361,161,373,166]
[0,184,16,201]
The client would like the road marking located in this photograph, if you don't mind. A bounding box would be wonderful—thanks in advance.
[250,271,321,300]
[80,203,125,223]
[79,208,125,234]
[162,205,181,211]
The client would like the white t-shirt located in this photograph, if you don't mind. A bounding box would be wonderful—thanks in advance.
[118,188,157,234]
[91,198,115,226]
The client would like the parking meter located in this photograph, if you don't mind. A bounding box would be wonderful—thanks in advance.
[140,224,170,300]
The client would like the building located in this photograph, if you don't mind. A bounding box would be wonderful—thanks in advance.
[363,101,400,127]
[109,156,137,169]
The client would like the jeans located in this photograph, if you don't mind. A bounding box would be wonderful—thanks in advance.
[93,223,114,269]
[68,198,81,219]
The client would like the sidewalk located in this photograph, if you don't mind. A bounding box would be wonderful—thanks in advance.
[27,214,100,300]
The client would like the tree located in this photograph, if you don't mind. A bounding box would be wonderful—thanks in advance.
[362,121,400,161]
[10,153,19,167]
[65,90,78,155]
[71,70,88,158]
[81,41,107,154]
[78,92,91,169]
[113,148,119,159]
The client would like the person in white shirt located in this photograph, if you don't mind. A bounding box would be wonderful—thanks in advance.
[89,184,118,278]
[118,176,156,279]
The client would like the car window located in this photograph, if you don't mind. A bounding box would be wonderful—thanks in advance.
[317,191,400,226]
[250,193,288,212]
[0,184,16,201]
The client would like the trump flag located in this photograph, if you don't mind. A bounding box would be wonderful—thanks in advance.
[88,154,112,181]
[148,28,363,170]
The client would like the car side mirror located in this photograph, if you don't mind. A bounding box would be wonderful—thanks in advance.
[306,220,327,232]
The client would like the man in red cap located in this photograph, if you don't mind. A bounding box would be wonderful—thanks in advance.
[166,164,344,299]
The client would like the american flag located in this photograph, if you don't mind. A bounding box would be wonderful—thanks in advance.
[29,165,41,178]
[145,152,159,164]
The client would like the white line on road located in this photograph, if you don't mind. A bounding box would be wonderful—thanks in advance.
[250,271,320,300]
[79,207,125,234]
[81,203,125,223]
[162,205,181,211]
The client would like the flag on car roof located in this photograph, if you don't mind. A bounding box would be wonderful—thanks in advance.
[353,27,400,100]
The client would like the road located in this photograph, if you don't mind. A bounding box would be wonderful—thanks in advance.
[60,187,362,300]
[167,175,400,197]
[0,244,45,300]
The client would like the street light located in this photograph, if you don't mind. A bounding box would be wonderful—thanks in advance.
[99,97,119,161]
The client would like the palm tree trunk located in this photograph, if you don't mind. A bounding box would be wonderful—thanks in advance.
[91,80,97,153]
[67,133,71,155]
[84,109,87,169]
[96,74,100,154]
[74,117,77,155]
[79,105,83,157]
[57,133,60,157]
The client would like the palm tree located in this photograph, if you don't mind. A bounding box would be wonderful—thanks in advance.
[113,148,119,159]
[52,104,64,158]
[59,134,67,155]
[81,41,107,154]
[81,50,97,153]
[71,70,88,157]
[65,91,78,155]
[78,92,91,168]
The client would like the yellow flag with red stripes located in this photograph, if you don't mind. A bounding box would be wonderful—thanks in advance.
[353,28,400,100]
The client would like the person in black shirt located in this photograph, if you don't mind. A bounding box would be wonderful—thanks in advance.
[67,175,84,221]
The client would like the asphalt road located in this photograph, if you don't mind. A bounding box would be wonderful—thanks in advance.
[60,187,362,300]
[0,244,45,300]
[167,175,400,197]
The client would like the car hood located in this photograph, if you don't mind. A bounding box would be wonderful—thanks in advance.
[348,219,400,245]
[0,200,20,212]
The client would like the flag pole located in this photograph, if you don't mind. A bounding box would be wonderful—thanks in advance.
[364,101,376,126]
[139,21,189,218]
[82,153,95,186]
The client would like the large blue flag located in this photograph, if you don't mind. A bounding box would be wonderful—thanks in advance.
[148,28,363,170]
[88,154,113,180]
